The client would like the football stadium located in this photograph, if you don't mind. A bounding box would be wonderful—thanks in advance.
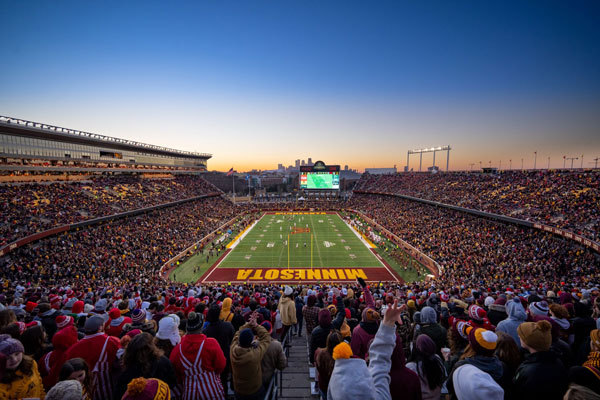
[1,2,600,400]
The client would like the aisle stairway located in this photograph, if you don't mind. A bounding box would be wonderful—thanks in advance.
[279,334,317,400]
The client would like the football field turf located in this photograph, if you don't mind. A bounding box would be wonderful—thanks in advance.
[199,212,400,283]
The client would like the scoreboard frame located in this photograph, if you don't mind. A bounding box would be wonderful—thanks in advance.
[299,160,340,190]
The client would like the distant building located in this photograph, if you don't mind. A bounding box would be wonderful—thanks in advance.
[295,159,300,168]
[344,165,348,171]
[364,167,397,175]
[308,157,313,166]
[301,160,306,166]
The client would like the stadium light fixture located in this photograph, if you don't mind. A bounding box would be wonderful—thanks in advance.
[406,145,451,172]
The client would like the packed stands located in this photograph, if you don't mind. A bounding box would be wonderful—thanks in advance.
[354,170,600,241]
[0,175,221,246]
[1,171,600,399]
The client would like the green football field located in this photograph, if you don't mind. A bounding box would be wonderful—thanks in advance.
[219,213,382,269]
[169,212,422,283]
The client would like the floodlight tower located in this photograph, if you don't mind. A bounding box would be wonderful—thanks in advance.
[406,145,451,172]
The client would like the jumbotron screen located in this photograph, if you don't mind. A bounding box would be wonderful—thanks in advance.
[300,171,340,189]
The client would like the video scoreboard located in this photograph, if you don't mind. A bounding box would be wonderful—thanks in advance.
[299,161,340,190]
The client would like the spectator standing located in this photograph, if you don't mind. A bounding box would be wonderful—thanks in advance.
[64,315,121,400]
[326,299,404,400]
[0,334,45,399]
[277,286,297,343]
[303,295,319,339]
[59,358,94,400]
[204,304,235,397]
[154,314,181,358]
[569,329,600,393]
[514,320,568,400]
[406,334,446,400]
[294,294,305,337]
[230,313,271,399]
[169,311,226,400]
[389,334,422,400]
[315,330,343,400]
[496,298,527,348]
[114,332,176,399]
[259,321,287,387]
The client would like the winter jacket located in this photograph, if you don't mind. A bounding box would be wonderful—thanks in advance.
[295,297,305,323]
[169,333,226,380]
[0,359,45,400]
[309,297,345,363]
[65,332,121,379]
[303,305,320,336]
[114,355,177,400]
[327,323,396,400]
[278,296,297,326]
[104,316,132,337]
[203,320,235,362]
[390,336,422,400]
[351,321,378,360]
[315,347,335,393]
[230,323,270,396]
[417,323,447,355]
[40,325,78,390]
[37,308,61,341]
[487,304,507,327]
[513,351,568,400]
[261,338,287,385]
[496,299,527,347]
[447,355,510,400]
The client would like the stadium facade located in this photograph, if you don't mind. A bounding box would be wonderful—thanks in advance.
[0,115,211,171]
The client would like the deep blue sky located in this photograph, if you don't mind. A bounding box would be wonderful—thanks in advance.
[1,1,599,170]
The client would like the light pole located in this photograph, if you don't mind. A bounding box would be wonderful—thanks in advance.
[566,157,578,169]
[547,157,550,170]
[563,156,566,169]
[581,155,584,169]
[479,161,482,170]
[499,160,502,170]
[509,159,512,170]
[521,158,524,171]
[534,151,537,170]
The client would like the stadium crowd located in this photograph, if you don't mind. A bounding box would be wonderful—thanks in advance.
[3,276,600,399]
[354,170,600,241]
[347,194,600,290]
[0,175,220,246]
[1,172,599,398]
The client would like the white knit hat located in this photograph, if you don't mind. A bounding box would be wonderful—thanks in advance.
[453,364,504,400]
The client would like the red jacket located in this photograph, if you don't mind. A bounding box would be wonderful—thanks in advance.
[65,332,120,372]
[104,317,132,337]
[169,333,226,379]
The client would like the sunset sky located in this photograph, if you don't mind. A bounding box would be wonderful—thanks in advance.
[1,1,599,172]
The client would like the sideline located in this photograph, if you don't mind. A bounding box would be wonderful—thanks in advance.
[338,212,400,283]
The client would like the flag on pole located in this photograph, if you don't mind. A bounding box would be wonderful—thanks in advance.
[226,167,234,176]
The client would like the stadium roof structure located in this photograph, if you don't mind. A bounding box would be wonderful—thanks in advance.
[0,115,211,160]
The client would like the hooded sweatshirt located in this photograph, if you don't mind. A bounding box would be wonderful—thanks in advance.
[219,298,234,322]
[418,306,447,353]
[40,326,78,390]
[389,335,422,400]
[496,299,527,347]
[327,323,396,400]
